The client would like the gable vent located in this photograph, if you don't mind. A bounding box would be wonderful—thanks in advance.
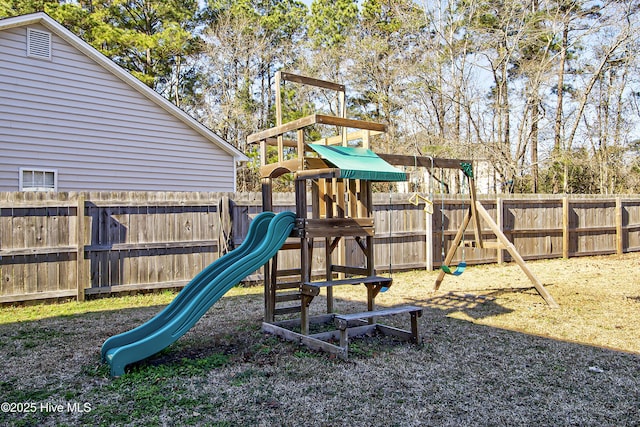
[26,28,52,60]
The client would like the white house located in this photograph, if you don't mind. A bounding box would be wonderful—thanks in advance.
[0,13,247,192]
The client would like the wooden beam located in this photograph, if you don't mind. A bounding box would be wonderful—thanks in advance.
[275,71,283,126]
[296,177,311,335]
[248,114,386,144]
[477,241,506,250]
[262,322,347,359]
[297,129,305,170]
[247,137,298,147]
[280,72,346,92]
[0,246,77,256]
[378,154,472,170]
[275,71,284,163]
[315,114,387,132]
[0,289,77,303]
[259,140,267,167]
[467,177,483,247]
[310,129,384,146]
[331,265,370,276]
[348,180,358,219]
[295,168,341,180]
[84,240,220,252]
[474,201,559,309]
[302,218,375,238]
[247,115,318,143]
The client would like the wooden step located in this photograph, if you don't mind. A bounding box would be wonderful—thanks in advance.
[275,268,301,277]
[275,281,300,290]
[275,292,301,303]
[333,305,423,328]
[274,306,302,316]
[301,276,392,297]
[303,275,392,289]
[334,305,423,348]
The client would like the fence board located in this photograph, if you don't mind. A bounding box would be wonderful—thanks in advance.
[1,191,639,303]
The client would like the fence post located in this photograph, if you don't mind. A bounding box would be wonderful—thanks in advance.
[496,197,504,264]
[562,196,569,259]
[425,205,433,270]
[616,197,623,255]
[76,194,86,302]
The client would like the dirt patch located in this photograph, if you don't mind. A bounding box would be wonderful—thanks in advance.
[0,254,639,426]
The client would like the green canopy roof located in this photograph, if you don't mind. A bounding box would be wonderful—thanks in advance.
[308,144,407,182]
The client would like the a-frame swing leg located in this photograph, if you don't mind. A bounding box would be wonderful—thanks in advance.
[433,201,559,309]
[474,201,559,309]
[433,207,472,291]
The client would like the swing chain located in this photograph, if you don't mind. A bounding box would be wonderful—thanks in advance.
[440,166,468,276]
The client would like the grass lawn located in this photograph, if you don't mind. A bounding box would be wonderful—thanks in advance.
[0,254,639,426]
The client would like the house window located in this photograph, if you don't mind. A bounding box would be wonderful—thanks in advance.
[26,28,52,60]
[19,168,57,191]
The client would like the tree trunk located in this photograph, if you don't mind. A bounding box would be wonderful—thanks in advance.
[531,99,539,193]
[553,24,569,193]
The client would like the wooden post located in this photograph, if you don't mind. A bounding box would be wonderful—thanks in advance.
[275,71,284,163]
[262,179,274,322]
[475,201,559,309]
[366,284,376,325]
[295,128,304,169]
[318,179,327,218]
[362,130,370,149]
[336,180,346,281]
[364,181,375,277]
[348,180,358,218]
[76,194,86,302]
[324,179,334,312]
[496,197,504,264]
[296,178,311,334]
[425,203,433,271]
[616,197,623,255]
[467,176,483,248]
[339,84,347,147]
[259,140,267,167]
[562,196,569,259]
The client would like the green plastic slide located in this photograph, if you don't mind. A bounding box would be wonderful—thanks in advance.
[101,211,296,377]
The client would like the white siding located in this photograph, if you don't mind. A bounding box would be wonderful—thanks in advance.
[0,23,237,192]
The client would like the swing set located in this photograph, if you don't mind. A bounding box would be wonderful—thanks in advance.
[381,153,559,309]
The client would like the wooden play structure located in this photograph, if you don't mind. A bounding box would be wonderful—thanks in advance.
[247,72,558,358]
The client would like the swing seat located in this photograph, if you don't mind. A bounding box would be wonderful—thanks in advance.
[441,261,466,276]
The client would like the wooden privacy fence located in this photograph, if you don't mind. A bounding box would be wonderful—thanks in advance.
[1,191,640,304]
[0,192,233,303]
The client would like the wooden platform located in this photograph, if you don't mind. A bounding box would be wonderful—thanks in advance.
[301,276,392,297]
[263,305,423,359]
